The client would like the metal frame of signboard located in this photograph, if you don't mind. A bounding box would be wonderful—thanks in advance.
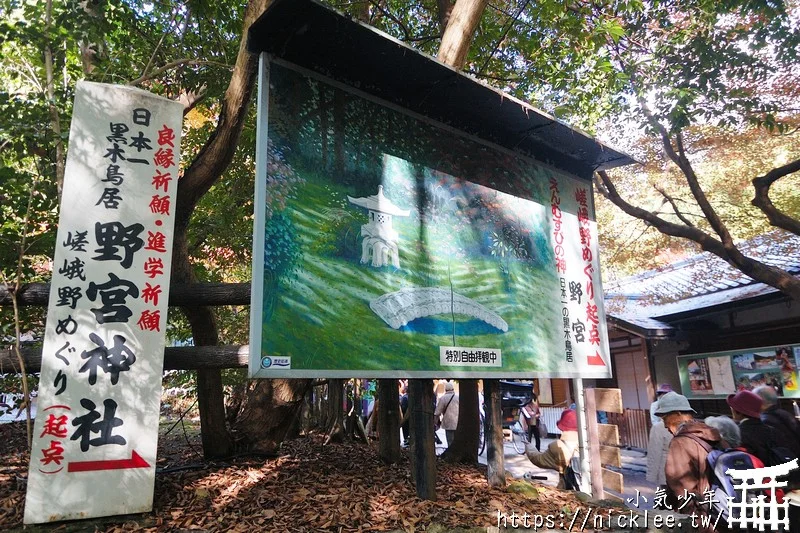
[249,52,612,380]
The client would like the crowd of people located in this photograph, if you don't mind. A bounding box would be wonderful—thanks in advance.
[646,383,800,530]
[394,377,800,531]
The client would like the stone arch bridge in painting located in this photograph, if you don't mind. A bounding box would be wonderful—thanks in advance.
[369,287,509,332]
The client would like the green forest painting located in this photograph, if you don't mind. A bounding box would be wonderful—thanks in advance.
[251,61,610,378]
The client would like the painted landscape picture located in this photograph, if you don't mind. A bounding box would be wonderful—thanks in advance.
[251,62,608,378]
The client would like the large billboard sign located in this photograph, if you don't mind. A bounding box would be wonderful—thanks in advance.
[249,59,611,379]
[24,82,181,523]
[678,345,800,399]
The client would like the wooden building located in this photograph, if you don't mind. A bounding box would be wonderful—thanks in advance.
[602,229,800,427]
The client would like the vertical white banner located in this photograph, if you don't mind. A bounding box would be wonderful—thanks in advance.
[547,175,611,376]
[24,82,182,524]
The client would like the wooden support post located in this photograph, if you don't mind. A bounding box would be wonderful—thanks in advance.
[483,379,506,487]
[377,379,401,464]
[584,388,605,500]
[409,378,436,500]
[573,378,591,495]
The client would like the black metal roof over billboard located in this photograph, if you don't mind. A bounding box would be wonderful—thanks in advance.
[247,0,635,181]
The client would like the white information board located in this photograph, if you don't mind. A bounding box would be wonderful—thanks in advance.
[24,82,182,524]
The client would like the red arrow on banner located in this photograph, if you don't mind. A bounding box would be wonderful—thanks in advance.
[587,351,606,366]
[67,450,150,473]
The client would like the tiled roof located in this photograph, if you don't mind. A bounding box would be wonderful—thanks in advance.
[604,230,800,336]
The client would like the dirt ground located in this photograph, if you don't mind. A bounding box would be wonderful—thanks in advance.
[0,420,613,532]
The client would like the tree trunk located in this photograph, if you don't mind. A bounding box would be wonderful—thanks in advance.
[333,89,346,177]
[596,169,800,302]
[437,0,455,32]
[314,384,324,429]
[409,378,437,500]
[173,226,234,458]
[377,379,401,463]
[484,379,506,487]
[325,378,346,444]
[43,0,65,199]
[231,379,311,453]
[320,90,329,169]
[300,386,314,434]
[437,0,489,69]
[225,375,248,426]
[170,0,271,459]
[441,379,478,463]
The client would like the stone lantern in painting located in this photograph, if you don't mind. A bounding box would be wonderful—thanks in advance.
[348,185,410,268]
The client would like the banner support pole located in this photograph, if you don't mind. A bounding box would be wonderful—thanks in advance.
[572,378,592,496]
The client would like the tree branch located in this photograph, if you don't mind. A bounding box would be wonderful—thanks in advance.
[437,0,489,70]
[475,0,530,77]
[140,7,181,82]
[751,157,800,236]
[44,0,65,199]
[127,59,232,87]
[639,105,741,258]
[174,0,268,234]
[179,86,208,115]
[596,170,800,301]
[653,185,694,227]
[369,1,411,41]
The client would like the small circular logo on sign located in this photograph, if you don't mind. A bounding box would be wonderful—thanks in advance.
[261,356,272,369]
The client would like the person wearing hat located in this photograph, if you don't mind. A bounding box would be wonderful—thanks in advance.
[525,408,579,488]
[727,389,776,466]
[649,383,673,425]
[656,391,726,528]
[754,385,800,459]
[434,381,459,447]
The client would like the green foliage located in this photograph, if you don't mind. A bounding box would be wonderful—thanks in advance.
[335,0,800,135]
[0,0,253,344]
[0,167,57,279]
[264,212,302,285]
[311,208,362,261]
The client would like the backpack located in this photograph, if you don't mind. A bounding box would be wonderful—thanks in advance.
[707,448,769,524]
[767,445,797,468]
[687,434,765,524]
[766,445,799,487]
[562,447,584,492]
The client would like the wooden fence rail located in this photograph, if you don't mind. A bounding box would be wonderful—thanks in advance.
[607,408,650,450]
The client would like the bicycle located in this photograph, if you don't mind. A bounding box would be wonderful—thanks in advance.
[510,420,529,454]
[479,404,528,455]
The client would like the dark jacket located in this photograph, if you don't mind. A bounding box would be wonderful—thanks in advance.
[665,420,726,529]
[739,417,777,466]
[761,405,800,458]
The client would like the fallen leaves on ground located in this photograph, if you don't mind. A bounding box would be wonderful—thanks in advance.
[0,421,606,532]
